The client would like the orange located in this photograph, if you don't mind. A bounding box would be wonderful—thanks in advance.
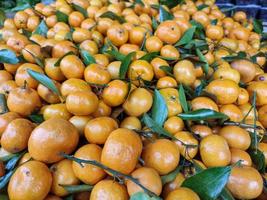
[60,78,91,97]
[191,97,219,111]
[101,128,142,174]
[69,11,85,27]
[247,81,267,106]
[72,144,106,185]
[155,20,181,44]
[7,86,41,116]
[51,159,80,197]
[191,125,212,138]
[66,91,99,116]
[1,118,35,153]
[0,70,12,84]
[84,63,111,85]
[84,117,118,144]
[142,139,180,175]
[43,103,72,121]
[28,118,79,163]
[52,41,78,58]
[219,104,243,122]
[120,116,142,130]
[163,116,184,135]
[258,143,267,164]
[145,36,163,52]
[107,24,129,46]
[0,112,20,137]
[8,161,52,200]
[166,187,200,200]
[156,76,178,89]
[230,148,252,166]
[150,57,169,79]
[60,55,85,79]
[162,173,185,198]
[126,167,162,196]
[69,115,92,136]
[231,60,256,83]
[92,100,112,117]
[90,180,128,200]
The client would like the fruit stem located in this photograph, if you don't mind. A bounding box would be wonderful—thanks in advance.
[61,153,158,198]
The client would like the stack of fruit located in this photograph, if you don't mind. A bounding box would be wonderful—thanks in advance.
[0,0,267,199]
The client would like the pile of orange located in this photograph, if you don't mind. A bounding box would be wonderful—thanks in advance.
[0,0,267,199]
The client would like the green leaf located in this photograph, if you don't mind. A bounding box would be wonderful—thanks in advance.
[27,69,61,96]
[248,149,266,173]
[80,50,96,65]
[196,48,209,75]
[211,19,218,25]
[175,26,196,47]
[195,80,207,96]
[56,10,69,23]
[33,20,48,37]
[0,94,8,114]
[0,170,14,190]
[0,194,9,200]
[64,195,74,200]
[139,52,159,62]
[61,184,93,194]
[159,0,183,8]
[119,52,136,79]
[0,49,19,64]
[10,3,31,12]
[130,192,161,200]
[140,34,147,51]
[0,9,5,27]
[135,0,145,6]
[22,29,32,38]
[22,48,44,68]
[152,17,159,31]
[100,11,125,24]
[159,5,174,22]
[219,188,235,200]
[105,50,126,61]
[28,114,44,124]
[151,89,168,127]
[159,66,174,77]
[54,51,75,66]
[182,166,232,200]
[253,19,263,34]
[5,151,25,171]
[197,4,209,11]
[72,3,88,17]
[161,166,181,185]
[0,148,15,162]
[222,51,247,62]
[179,109,229,121]
[142,113,176,140]
[178,84,188,112]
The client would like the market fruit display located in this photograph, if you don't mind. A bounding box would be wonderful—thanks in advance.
[0,0,267,199]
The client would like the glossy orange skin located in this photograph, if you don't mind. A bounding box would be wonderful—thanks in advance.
[85,117,118,145]
[90,180,128,200]
[160,88,182,117]
[14,11,29,29]
[1,118,35,153]
[173,60,196,86]
[236,88,249,105]
[37,82,61,104]
[164,116,184,135]
[119,44,139,55]
[0,112,20,137]
[230,148,252,166]
[191,97,219,111]
[160,45,180,60]
[166,187,200,200]
[68,11,85,27]
[60,78,91,97]
[106,61,121,79]
[92,100,112,117]
[156,76,177,89]
[145,36,163,52]
[213,67,240,84]
[142,139,180,175]
[150,58,169,79]
[8,161,52,200]
[43,103,72,121]
[0,70,12,84]
[155,20,181,44]
[127,167,162,196]
[52,41,78,58]
[107,24,129,46]
[129,26,148,46]
[44,58,65,82]
[219,104,243,122]
[84,63,111,85]
[51,159,80,197]
[15,63,44,89]
[200,135,231,167]
[28,118,79,164]
[7,87,41,116]
[72,144,106,185]
[60,55,85,79]
[69,115,92,136]
[247,82,267,106]
[128,60,154,85]
[227,166,263,199]
[120,116,142,130]
[206,79,239,105]
[192,11,209,27]
[206,25,224,40]
[66,91,99,116]
[0,80,17,96]
[102,80,129,107]
[191,125,212,138]
[101,128,142,175]
[231,60,256,83]
[22,44,43,64]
